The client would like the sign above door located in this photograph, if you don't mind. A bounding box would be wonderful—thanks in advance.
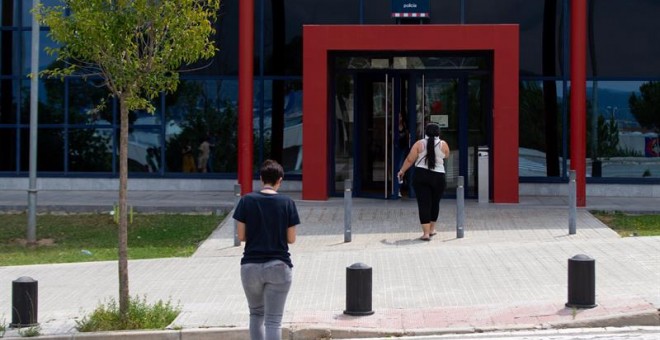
[391,0,430,18]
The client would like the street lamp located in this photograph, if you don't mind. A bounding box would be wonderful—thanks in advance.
[27,0,41,245]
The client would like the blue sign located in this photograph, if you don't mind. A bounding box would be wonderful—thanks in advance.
[391,0,430,18]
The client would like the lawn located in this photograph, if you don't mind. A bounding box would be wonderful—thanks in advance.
[1,211,657,266]
[0,213,224,266]
[591,211,660,237]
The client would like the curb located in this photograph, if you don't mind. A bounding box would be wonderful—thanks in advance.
[4,310,658,340]
[549,310,660,329]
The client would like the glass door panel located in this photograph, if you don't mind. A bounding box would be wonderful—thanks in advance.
[417,76,460,194]
[333,74,354,193]
[346,70,489,200]
[467,75,490,198]
[355,73,406,198]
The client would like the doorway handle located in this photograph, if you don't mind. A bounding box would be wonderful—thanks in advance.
[385,74,389,198]
[420,74,426,138]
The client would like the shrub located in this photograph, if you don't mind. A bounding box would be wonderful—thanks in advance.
[76,296,180,332]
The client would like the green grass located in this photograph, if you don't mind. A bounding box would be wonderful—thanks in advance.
[0,213,224,266]
[75,296,180,332]
[591,211,660,237]
[0,315,6,338]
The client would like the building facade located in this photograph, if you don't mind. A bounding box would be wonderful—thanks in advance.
[1,1,659,201]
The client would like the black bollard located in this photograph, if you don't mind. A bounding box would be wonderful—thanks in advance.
[344,263,374,316]
[565,254,597,308]
[11,276,39,327]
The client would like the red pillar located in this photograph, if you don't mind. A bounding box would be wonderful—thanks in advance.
[571,0,587,207]
[238,0,254,194]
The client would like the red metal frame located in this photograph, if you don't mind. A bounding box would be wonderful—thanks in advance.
[238,0,254,194]
[571,0,587,207]
[302,25,520,202]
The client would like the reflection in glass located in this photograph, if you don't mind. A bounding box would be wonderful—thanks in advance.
[127,129,161,173]
[519,81,564,177]
[0,128,17,171]
[466,0,562,76]
[334,74,353,192]
[338,56,486,71]
[38,128,65,171]
[20,78,64,124]
[588,81,660,178]
[590,1,660,77]
[22,31,60,75]
[420,77,458,191]
[132,102,162,126]
[68,79,113,126]
[22,1,64,27]
[1,78,18,123]
[68,128,112,172]
[165,79,237,173]
[276,0,358,75]
[17,128,64,171]
[262,80,303,173]
[467,76,489,197]
[184,0,238,76]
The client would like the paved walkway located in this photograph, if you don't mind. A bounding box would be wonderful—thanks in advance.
[0,191,659,339]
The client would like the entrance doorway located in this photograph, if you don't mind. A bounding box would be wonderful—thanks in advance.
[332,55,492,199]
[302,24,519,202]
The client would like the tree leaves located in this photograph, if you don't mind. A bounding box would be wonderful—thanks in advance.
[38,0,221,112]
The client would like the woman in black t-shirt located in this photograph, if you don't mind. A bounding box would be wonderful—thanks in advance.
[233,159,300,340]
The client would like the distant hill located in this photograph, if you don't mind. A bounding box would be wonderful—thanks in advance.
[587,87,638,121]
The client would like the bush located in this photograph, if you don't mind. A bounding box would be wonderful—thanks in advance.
[76,295,181,332]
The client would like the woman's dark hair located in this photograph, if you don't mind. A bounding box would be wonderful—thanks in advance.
[424,123,441,170]
[260,159,284,185]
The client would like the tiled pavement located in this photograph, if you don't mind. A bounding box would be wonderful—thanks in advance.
[0,191,659,339]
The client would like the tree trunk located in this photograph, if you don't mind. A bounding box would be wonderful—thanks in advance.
[118,93,130,322]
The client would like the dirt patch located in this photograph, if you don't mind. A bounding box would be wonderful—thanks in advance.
[9,238,56,247]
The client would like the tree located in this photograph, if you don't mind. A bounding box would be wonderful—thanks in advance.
[38,0,220,321]
[629,81,660,133]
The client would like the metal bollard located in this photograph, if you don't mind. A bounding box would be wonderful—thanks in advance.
[233,183,241,247]
[456,176,465,238]
[344,179,352,243]
[11,276,38,327]
[477,146,489,203]
[344,263,374,316]
[568,170,577,235]
[566,254,597,308]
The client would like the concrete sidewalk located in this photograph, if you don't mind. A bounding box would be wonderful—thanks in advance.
[0,192,659,339]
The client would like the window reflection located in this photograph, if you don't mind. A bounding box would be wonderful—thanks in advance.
[334,74,353,192]
[128,129,161,173]
[337,55,486,70]
[67,128,112,172]
[20,78,64,124]
[519,80,565,177]
[164,79,238,173]
[22,31,60,75]
[68,79,113,126]
[22,1,64,27]
[0,128,17,171]
[588,81,660,178]
[261,80,303,173]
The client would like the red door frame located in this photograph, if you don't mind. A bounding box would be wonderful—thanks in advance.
[302,25,519,203]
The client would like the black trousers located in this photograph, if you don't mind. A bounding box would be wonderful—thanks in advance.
[412,167,446,224]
